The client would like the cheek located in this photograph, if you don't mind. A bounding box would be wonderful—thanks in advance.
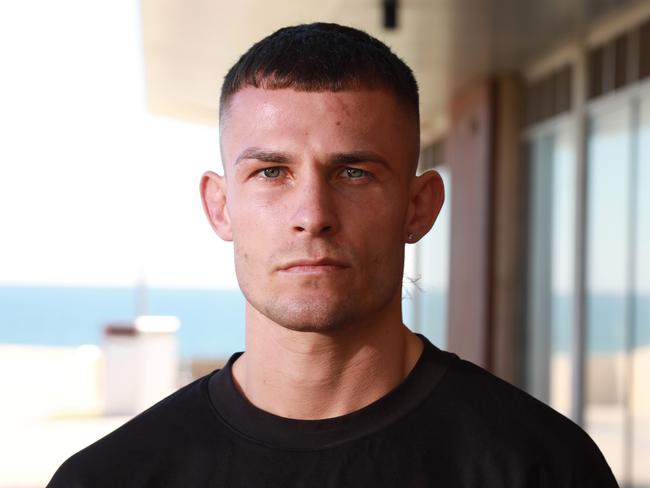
[354,206,407,266]
[228,193,281,239]
[229,198,285,276]
[361,201,407,237]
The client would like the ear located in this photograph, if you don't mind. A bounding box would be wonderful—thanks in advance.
[200,171,232,241]
[405,170,445,243]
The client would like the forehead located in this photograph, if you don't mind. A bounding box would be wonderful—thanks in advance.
[219,87,418,171]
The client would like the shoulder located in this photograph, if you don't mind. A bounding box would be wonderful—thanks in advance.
[430,355,618,486]
[47,373,218,488]
[442,357,576,434]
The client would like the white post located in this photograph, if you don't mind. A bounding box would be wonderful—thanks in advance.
[103,316,180,416]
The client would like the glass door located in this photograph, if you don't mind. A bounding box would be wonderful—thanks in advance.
[629,94,650,487]
[584,102,632,481]
[526,121,577,417]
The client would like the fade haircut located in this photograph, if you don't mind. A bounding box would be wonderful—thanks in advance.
[219,23,420,127]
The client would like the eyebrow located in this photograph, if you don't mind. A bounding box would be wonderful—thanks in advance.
[235,147,389,168]
[235,148,289,165]
[330,151,389,167]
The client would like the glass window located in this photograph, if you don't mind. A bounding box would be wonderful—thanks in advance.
[631,95,650,487]
[526,123,576,417]
[584,104,631,481]
[526,57,650,488]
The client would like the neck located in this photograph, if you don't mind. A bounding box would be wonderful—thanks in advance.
[231,296,423,420]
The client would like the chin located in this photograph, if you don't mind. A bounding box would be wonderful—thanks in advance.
[257,297,363,333]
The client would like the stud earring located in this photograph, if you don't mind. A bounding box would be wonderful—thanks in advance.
[407,233,414,242]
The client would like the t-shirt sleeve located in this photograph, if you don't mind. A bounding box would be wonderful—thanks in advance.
[46,454,87,488]
[572,436,620,488]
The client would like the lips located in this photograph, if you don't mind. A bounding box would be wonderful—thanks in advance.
[278,258,349,273]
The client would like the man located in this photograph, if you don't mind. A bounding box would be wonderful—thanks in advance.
[48,23,618,487]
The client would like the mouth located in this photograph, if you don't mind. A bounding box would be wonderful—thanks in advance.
[278,258,350,275]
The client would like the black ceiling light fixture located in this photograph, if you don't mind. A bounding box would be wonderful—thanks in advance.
[383,0,398,30]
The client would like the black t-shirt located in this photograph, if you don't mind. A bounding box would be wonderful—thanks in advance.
[47,336,619,487]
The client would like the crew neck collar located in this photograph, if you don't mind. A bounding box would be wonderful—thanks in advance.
[205,334,456,451]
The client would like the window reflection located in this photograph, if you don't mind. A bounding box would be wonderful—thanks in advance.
[526,65,650,488]
[526,124,576,417]
[585,105,631,481]
[549,129,577,416]
[631,97,650,487]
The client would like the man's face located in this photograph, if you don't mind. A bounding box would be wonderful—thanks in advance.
[216,87,420,332]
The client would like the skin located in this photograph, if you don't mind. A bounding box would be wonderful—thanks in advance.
[201,87,444,419]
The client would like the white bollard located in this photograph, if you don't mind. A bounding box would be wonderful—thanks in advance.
[103,316,180,416]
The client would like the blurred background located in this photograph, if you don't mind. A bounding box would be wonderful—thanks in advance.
[0,0,648,486]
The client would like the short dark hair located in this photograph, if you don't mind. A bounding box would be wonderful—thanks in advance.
[219,23,419,124]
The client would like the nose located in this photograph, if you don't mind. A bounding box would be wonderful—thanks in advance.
[289,171,339,237]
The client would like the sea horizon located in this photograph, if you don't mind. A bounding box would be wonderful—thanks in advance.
[0,284,246,360]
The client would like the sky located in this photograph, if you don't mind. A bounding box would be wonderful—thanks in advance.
[0,0,238,289]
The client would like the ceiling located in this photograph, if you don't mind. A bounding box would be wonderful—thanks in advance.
[141,0,642,144]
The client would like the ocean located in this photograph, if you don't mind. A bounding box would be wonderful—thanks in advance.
[0,285,246,359]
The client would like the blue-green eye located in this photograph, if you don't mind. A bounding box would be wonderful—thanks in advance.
[262,167,281,178]
[345,168,366,178]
